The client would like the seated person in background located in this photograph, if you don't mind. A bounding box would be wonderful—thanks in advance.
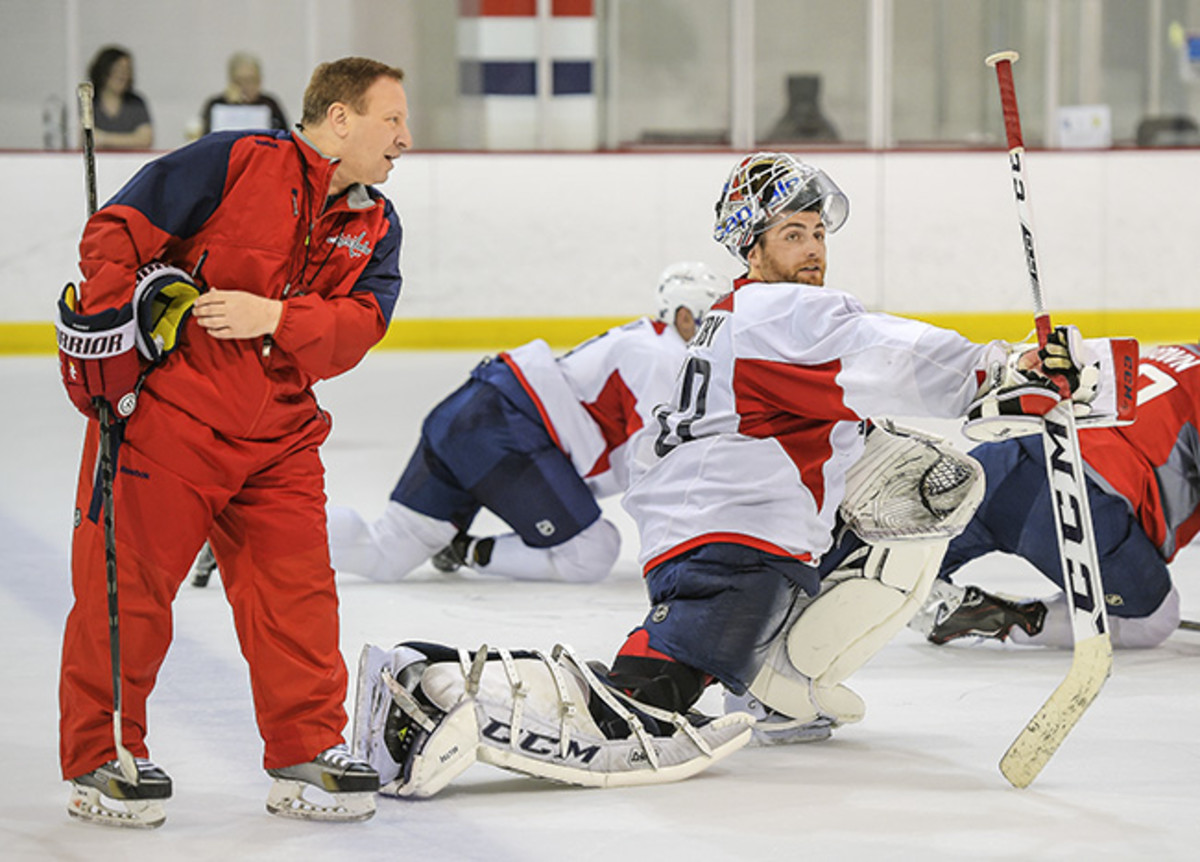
[200,52,289,135]
[910,343,1193,650]
[88,45,153,149]
[325,262,726,584]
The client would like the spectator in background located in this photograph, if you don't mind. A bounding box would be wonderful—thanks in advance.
[199,52,289,136]
[88,45,153,149]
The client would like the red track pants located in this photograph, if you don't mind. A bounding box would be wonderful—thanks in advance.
[59,394,346,779]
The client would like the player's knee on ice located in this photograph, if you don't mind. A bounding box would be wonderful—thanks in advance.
[328,501,456,581]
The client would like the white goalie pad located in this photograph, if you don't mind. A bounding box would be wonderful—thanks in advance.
[352,643,480,799]
[746,540,947,727]
[840,419,984,542]
[353,641,753,799]
[964,336,1138,443]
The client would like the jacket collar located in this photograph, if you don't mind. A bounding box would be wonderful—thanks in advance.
[292,130,375,211]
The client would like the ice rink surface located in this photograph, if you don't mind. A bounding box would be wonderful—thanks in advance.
[3,350,1199,861]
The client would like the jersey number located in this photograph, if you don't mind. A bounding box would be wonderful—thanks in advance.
[1137,365,1177,406]
[654,357,711,456]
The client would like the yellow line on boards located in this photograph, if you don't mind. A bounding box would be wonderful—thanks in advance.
[6,311,1200,356]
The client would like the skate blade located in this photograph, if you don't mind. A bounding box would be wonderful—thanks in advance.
[266,779,376,822]
[748,719,833,747]
[67,784,166,829]
[351,644,389,759]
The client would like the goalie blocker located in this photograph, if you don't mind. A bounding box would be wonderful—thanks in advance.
[965,334,1138,443]
[352,641,753,798]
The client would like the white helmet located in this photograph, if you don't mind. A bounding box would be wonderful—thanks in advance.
[655,261,725,325]
[712,152,849,260]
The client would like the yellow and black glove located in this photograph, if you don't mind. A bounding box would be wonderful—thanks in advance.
[132,261,202,363]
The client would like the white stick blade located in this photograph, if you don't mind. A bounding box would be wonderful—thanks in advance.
[999,634,1112,788]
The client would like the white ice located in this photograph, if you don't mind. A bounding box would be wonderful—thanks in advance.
[3,351,1199,861]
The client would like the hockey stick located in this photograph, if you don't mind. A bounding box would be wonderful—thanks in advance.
[985,51,1113,789]
[78,81,139,786]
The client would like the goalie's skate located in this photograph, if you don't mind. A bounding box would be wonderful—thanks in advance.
[265,745,379,822]
[67,757,171,829]
[723,691,833,746]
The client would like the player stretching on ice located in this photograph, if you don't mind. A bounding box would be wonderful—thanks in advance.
[326,262,725,584]
[347,153,1107,799]
[55,58,409,827]
[911,342,1197,650]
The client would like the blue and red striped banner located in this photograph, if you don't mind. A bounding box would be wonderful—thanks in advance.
[459,0,595,97]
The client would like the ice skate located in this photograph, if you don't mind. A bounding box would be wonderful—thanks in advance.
[430,530,474,573]
[911,580,1047,644]
[723,690,833,745]
[265,745,379,822]
[190,541,218,588]
[67,757,172,829]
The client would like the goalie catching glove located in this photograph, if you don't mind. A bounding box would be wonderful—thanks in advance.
[56,262,201,420]
[351,641,753,798]
[964,325,1102,442]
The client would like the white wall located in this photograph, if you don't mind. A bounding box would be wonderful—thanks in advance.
[3,148,1198,325]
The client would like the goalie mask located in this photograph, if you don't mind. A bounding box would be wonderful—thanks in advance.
[713,152,849,260]
[654,261,726,326]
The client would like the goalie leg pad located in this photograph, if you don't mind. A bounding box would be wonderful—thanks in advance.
[351,643,478,799]
[746,540,948,726]
[354,641,753,797]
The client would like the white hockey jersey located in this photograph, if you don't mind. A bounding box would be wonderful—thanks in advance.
[501,317,690,497]
[622,278,1010,572]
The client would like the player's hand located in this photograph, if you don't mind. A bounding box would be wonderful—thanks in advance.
[193,289,282,340]
[55,283,142,420]
[1016,325,1099,406]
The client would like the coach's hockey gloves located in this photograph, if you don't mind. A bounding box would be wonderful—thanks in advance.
[55,263,201,421]
[132,262,201,364]
[56,283,142,420]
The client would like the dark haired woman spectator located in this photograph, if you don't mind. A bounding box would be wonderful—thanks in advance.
[88,45,153,149]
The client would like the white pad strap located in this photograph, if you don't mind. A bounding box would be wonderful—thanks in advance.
[381,668,438,734]
[496,648,528,751]
[550,645,662,768]
[534,648,579,759]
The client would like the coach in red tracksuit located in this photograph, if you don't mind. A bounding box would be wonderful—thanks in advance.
[59,58,410,791]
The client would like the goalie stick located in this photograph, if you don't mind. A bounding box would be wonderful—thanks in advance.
[77,81,139,787]
[985,50,1114,789]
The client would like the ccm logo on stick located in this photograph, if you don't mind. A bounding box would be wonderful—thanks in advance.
[1043,417,1106,634]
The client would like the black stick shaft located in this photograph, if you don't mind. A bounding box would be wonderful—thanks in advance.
[77,80,137,785]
